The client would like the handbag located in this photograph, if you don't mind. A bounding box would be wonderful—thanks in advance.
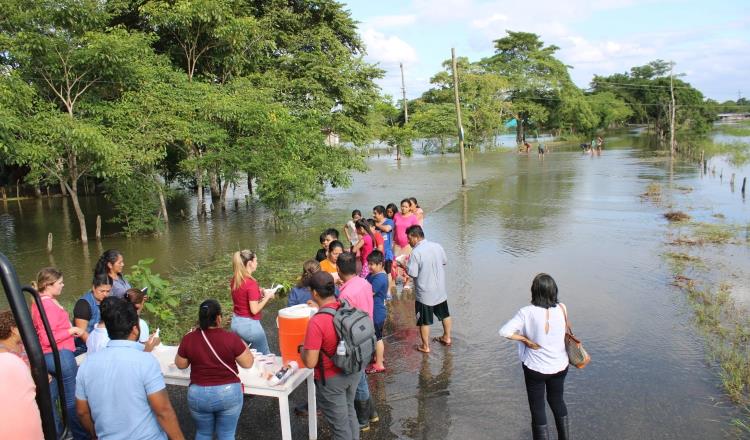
[559,303,590,369]
[200,330,246,393]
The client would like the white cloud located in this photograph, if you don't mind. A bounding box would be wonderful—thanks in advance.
[361,28,419,66]
[367,14,417,28]
[470,13,508,29]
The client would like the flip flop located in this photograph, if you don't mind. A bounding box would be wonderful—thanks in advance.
[433,337,452,346]
[365,365,386,374]
[415,345,430,353]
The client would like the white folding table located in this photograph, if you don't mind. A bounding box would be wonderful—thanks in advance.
[78,345,318,440]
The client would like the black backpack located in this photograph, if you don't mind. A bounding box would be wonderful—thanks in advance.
[317,299,376,381]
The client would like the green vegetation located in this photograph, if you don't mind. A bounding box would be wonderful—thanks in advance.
[663,251,704,273]
[0,0,380,238]
[126,259,181,323]
[592,60,716,139]
[641,182,662,201]
[664,211,690,222]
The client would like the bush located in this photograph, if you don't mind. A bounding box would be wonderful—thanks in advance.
[126,258,179,323]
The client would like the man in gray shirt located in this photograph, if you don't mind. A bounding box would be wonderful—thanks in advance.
[400,225,452,353]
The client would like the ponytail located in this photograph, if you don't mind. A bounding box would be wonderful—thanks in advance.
[232,250,256,290]
[33,267,63,293]
[198,299,222,330]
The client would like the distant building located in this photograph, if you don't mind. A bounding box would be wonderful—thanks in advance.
[322,128,340,146]
[717,113,750,121]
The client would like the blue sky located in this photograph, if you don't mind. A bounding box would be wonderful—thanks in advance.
[342,0,749,102]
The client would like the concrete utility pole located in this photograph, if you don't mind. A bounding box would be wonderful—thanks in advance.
[400,62,408,124]
[451,48,467,186]
[669,61,676,157]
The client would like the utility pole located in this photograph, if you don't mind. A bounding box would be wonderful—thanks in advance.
[669,61,676,157]
[400,62,408,124]
[451,48,467,186]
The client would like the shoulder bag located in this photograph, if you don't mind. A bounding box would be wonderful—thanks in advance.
[559,303,591,369]
[200,330,245,392]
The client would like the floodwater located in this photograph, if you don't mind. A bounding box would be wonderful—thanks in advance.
[2,132,749,438]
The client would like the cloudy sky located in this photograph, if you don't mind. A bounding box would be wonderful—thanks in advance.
[344,0,749,102]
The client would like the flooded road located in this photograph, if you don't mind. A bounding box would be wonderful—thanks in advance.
[2,136,748,438]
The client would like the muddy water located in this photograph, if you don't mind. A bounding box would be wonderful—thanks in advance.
[1,138,747,438]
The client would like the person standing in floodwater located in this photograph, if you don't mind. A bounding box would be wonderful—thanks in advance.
[401,225,452,353]
[537,143,546,159]
[499,274,570,440]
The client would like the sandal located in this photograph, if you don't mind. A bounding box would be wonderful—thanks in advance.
[365,365,386,374]
[433,336,452,346]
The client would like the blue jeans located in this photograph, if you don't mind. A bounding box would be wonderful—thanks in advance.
[187,383,244,440]
[355,370,370,401]
[231,315,270,354]
[45,350,88,439]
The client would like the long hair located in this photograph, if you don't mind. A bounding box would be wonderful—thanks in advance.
[355,218,375,243]
[94,249,122,282]
[31,267,63,293]
[297,260,320,288]
[530,273,559,309]
[232,250,256,289]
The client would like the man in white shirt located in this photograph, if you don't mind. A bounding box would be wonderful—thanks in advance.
[400,225,452,353]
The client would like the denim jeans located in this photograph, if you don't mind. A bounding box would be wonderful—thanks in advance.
[231,315,270,354]
[187,383,243,440]
[355,370,370,401]
[45,350,88,439]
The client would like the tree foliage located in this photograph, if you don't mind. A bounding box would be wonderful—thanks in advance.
[1,0,381,237]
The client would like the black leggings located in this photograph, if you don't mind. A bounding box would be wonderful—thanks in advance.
[523,364,568,425]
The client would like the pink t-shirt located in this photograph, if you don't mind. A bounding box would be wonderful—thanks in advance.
[31,297,75,353]
[339,276,374,320]
[394,212,419,247]
[359,234,374,265]
[0,353,44,439]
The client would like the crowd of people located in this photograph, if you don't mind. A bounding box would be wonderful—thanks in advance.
[0,194,577,440]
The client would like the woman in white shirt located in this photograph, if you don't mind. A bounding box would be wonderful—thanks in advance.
[499,274,569,440]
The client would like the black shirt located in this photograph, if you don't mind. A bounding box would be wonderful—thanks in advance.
[73,299,92,321]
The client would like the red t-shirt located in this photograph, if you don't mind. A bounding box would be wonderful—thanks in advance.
[177,328,248,386]
[231,277,262,319]
[303,301,343,380]
[373,231,384,250]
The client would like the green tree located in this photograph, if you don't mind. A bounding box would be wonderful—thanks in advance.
[481,31,572,144]
[0,1,166,242]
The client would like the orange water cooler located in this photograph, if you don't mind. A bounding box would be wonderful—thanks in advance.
[277,304,317,365]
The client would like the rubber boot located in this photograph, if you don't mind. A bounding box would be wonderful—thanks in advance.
[367,398,379,423]
[531,424,549,440]
[554,415,569,440]
[354,399,370,431]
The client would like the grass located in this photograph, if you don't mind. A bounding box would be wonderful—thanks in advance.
[641,182,662,201]
[663,252,704,273]
[673,279,750,412]
[664,211,690,222]
[150,239,312,344]
[670,222,738,246]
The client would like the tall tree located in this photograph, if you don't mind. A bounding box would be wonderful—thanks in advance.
[481,31,572,144]
[0,0,163,242]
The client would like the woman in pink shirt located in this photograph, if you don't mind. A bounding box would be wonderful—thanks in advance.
[351,218,375,278]
[30,268,87,439]
[393,199,419,284]
[409,197,424,226]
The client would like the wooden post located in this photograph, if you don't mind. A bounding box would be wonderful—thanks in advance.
[16,179,21,199]
[669,62,676,157]
[703,159,707,174]
[95,215,101,240]
[730,173,735,185]
[47,233,53,253]
[1,186,6,201]
[742,177,747,196]
[700,150,704,166]
[400,62,408,124]
[451,48,467,186]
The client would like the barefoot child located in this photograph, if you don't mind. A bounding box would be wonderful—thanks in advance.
[365,250,388,373]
